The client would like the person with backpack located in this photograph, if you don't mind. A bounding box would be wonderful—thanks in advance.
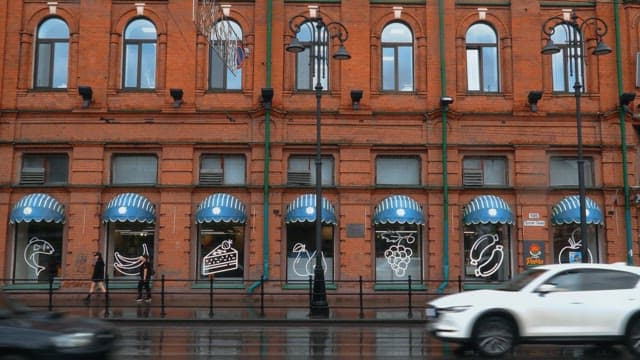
[136,254,153,303]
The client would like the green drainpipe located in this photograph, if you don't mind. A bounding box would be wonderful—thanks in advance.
[437,0,450,294]
[248,0,273,293]
[612,1,633,265]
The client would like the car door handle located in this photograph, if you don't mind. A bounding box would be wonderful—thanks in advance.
[570,302,583,305]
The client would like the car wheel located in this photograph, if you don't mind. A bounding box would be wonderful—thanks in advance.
[472,315,515,357]
[626,317,640,356]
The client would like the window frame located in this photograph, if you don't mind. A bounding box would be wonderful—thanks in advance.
[465,22,499,93]
[380,21,414,92]
[122,18,157,90]
[550,23,585,94]
[34,17,69,90]
[462,156,508,187]
[549,156,594,187]
[375,156,421,186]
[287,155,334,186]
[20,153,69,185]
[209,19,243,91]
[111,154,158,185]
[293,20,329,92]
[199,154,246,185]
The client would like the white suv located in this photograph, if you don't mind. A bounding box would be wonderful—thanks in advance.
[426,263,640,357]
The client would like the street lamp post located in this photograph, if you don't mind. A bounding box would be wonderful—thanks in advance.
[286,6,351,317]
[541,9,611,263]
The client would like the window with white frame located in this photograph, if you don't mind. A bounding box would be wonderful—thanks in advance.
[209,19,243,90]
[34,17,69,89]
[462,157,507,186]
[123,18,157,89]
[381,22,414,92]
[20,154,68,185]
[199,154,246,185]
[294,20,328,91]
[550,23,584,93]
[466,22,499,93]
[376,156,420,185]
[287,155,334,186]
[112,155,158,184]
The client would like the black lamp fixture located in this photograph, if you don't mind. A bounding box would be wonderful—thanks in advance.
[261,87,274,110]
[528,90,543,112]
[620,92,636,114]
[170,88,184,108]
[78,86,93,108]
[440,96,454,112]
[350,90,363,110]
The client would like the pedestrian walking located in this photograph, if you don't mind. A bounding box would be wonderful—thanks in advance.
[84,252,106,304]
[137,254,153,303]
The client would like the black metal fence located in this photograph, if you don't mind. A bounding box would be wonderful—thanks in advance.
[2,274,480,320]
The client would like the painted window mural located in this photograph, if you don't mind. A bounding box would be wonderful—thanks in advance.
[462,195,513,281]
[195,193,247,281]
[373,195,425,283]
[103,193,156,280]
[10,193,65,283]
[284,194,337,283]
[551,195,603,263]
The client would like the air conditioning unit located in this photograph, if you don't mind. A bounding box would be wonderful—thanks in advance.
[463,169,483,186]
[20,167,45,185]
[287,171,312,185]
[200,169,223,185]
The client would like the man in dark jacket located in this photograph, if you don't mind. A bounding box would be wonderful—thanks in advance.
[136,254,152,303]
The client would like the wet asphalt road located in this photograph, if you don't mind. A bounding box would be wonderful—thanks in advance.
[111,323,636,359]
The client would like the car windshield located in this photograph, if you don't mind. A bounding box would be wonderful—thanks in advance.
[497,268,548,291]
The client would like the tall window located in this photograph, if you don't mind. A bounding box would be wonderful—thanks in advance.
[112,155,158,184]
[199,154,246,185]
[107,222,155,280]
[13,222,63,283]
[550,24,583,93]
[466,23,499,93]
[463,223,511,281]
[123,18,157,89]
[462,157,507,186]
[20,154,68,185]
[34,18,69,89]
[294,21,328,91]
[210,20,243,90]
[381,22,414,92]
[376,156,420,185]
[287,155,334,186]
[550,157,594,187]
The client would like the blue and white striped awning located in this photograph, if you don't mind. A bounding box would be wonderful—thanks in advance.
[102,193,156,223]
[463,195,514,225]
[10,193,65,224]
[196,193,247,224]
[284,194,337,225]
[373,195,425,225]
[551,195,603,225]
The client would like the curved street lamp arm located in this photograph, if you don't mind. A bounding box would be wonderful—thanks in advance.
[325,21,350,44]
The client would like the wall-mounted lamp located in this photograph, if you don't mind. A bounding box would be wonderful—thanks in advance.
[393,6,403,19]
[527,90,543,112]
[620,92,636,114]
[221,4,231,17]
[350,90,363,110]
[478,8,488,20]
[261,87,274,110]
[440,96,454,112]
[135,2,145,16]
[170,88,184,108]
[78,86,93,108]
[47,2,58,15]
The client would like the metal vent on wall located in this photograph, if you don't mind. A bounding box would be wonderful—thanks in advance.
[20,167,45,185]
[200,169,224,185]
[287,171,312,185]
[463,169,483,186]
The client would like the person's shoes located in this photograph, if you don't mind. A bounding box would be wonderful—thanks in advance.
[136,298,143,302]
[144,298,152,303]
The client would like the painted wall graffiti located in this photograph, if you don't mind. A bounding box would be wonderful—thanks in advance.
[24,237,55,276]
[469,233,504,277]
[291,242,327,278]
[114,243,149,276]
[558,228,593,264]
[202,239,239,275]
[381,231,416,278]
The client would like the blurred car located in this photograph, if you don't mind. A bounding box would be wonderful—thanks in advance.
[426,262,640,357]
[0,290,118,360]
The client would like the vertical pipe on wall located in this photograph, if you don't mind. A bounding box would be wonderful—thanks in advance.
[612,1,633,264]
[248,0,273,293]
[436,0,450,294]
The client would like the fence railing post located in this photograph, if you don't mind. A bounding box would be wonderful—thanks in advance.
[104,275,110,318]
[458,275,462,292]
[208,276,214,318]
[407,275,413,319]
[359,276,364,319]
[160,274,166,317]
[259,275,265,318]
[308,275,313,310]
[48,273,53,311]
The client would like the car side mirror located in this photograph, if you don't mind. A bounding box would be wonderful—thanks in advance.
[537,283,560,295]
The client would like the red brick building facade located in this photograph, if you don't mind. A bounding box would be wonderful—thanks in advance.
[1,0,640,292]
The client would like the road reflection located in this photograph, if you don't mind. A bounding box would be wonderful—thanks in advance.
[113,324,633,359]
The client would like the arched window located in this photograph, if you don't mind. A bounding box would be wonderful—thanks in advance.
[294,20,328,91]
[550,24,583,93]
[466,23,499,93]
[381,22,413,92]
[123,18,157,89]
[210,20,243,90]
[34,18,69,89]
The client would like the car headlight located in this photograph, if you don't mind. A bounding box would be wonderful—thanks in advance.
[440,305,472,313]
[52,332,94,348]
